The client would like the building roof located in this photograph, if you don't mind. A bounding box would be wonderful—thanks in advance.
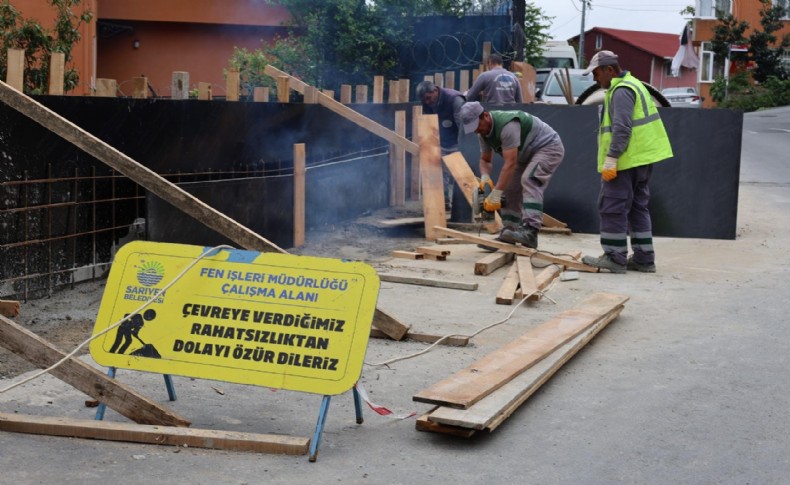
[574,27,681,59]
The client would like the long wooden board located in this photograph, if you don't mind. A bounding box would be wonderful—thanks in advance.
[0,79,409,344]
[516,255,538,297]
[442,151,502,233]
[427,307,622,431]
[263,65,418,155]
[412,293,629,409]
[369,328,469,347]
[474,251,514,276]
[433,226,597,273]
[419,115,446,240]
[0,315,190,427]
[0,412,309,455]
[0,300,20,318]
[495,263,520,305]
[378,274,477,291]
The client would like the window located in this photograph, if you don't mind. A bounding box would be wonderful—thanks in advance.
[595,33,602,50]
[696,0,732,18]
[700,42,725,82]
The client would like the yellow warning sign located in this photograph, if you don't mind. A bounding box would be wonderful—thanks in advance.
[90,241,379,395]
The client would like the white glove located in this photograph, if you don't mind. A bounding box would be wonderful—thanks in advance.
[483,189,503,212]
[602,156,618,181]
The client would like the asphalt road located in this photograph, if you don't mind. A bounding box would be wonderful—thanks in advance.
[1,106,789,484]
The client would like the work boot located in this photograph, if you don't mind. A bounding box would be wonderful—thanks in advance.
[627,256,656,273]
[581,254,626,274]
[498,225,538,249]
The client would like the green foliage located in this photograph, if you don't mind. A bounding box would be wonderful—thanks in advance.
[715,73,790,111]
[0,0,92,94]
[522,2,552,67]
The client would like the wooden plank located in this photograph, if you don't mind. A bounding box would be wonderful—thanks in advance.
[303,85,318,104]
[198,82,212,100]
[542,213,568,228]
[378,273,477,291]
[388,80,399,103]
[540,227,572,234]
[321,89,334,99]
[416,409,476,437]
[373,75,384,103]
[226,69,240,101]
[412,293,629,409]
[428,307,623,431]
[398,79,409,104]
[390,110,406,206]
[355,85,368,103]
[474,251,514,276]
[459,70,470,93]
[94,78,117,97]
[369,328,468,347]
[434,226,597,273]
[293,143,305,247]
[263,65,418,155]
[0,300,20,318]
[495,263,520,305]
[390,250,424,260]
[131,77,148,99]
[423,75,433,82]
[48,52,65,95]
[372,309,410,341]
[171,71,189,100]
[435,237,467,245]
[410,106,422,200]
[421,253,446,261]
[340,84,352,103]
[276,76,289,102]
[253,86,269,102]
[442,152,502,233]
[0,315,190,427]
[482,42,492,66]
[444,71,455,90]
[0,80,285,254]
[419,114,446,240]
[516,255,538,297]
[6,48,25,91]
[433,72,443,88]
[414,246,450,257]
[0,412,309,455]
[524,250,581,301]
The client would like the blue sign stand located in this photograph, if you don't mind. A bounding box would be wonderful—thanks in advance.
[309,386,364,462]
[94,367,177,420]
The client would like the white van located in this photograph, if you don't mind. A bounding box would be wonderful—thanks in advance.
[534,40,578,69]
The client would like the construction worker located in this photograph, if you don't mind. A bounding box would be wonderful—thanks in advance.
[416,80,466,211]
[580,50,673,273]
[459,101,564,249]
[465,53,523,104]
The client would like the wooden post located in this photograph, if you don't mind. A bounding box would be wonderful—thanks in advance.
[340,84,352,103]
[321,89,334,99]
[459,70,470,93]
[171,71,189,100]
[48,52,65,95]
[472,69,480,82]
[410,105,422,200]
[482,41,492,67]
[131,77,148,99]
[293,143,306,248]
[398,79,410,103]
[419,114,445,240]
[445,71,455,90]
[303,85,318,104]
[253,86,269,102]
[94,79,117,97]
[390,110,406,206]
[373,75,384,103]
[388,80,400,103]
[277,76,290,102]
[198,82,212,100]
[434,73,444,88]
[424,75,433,83]
[355,85,368,103]
[6,48,25,91]
[226,69,240,101]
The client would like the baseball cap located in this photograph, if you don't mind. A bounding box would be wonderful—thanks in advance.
[582,50,619,75]
[459,102,484,134]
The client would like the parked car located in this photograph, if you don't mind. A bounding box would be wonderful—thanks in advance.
[661,87,701,108]
[535,68,596,105]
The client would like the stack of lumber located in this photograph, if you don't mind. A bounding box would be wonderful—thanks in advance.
[414,293,628,436]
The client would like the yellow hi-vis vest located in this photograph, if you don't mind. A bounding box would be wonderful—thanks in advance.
[598,72,673,171]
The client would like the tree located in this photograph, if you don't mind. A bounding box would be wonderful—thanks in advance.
[521,2,552,66]
[0,0,93,94]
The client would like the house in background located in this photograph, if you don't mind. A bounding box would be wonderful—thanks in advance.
[571,27,699,95]
[10,0,290,96]
[692,0,790,108]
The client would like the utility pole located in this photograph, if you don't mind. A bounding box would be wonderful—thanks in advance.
[578,0,589,68]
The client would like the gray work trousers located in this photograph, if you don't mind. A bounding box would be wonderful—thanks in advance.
[598,164,655,265]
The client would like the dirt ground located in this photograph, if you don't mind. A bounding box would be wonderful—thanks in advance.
[0,202,433,380]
